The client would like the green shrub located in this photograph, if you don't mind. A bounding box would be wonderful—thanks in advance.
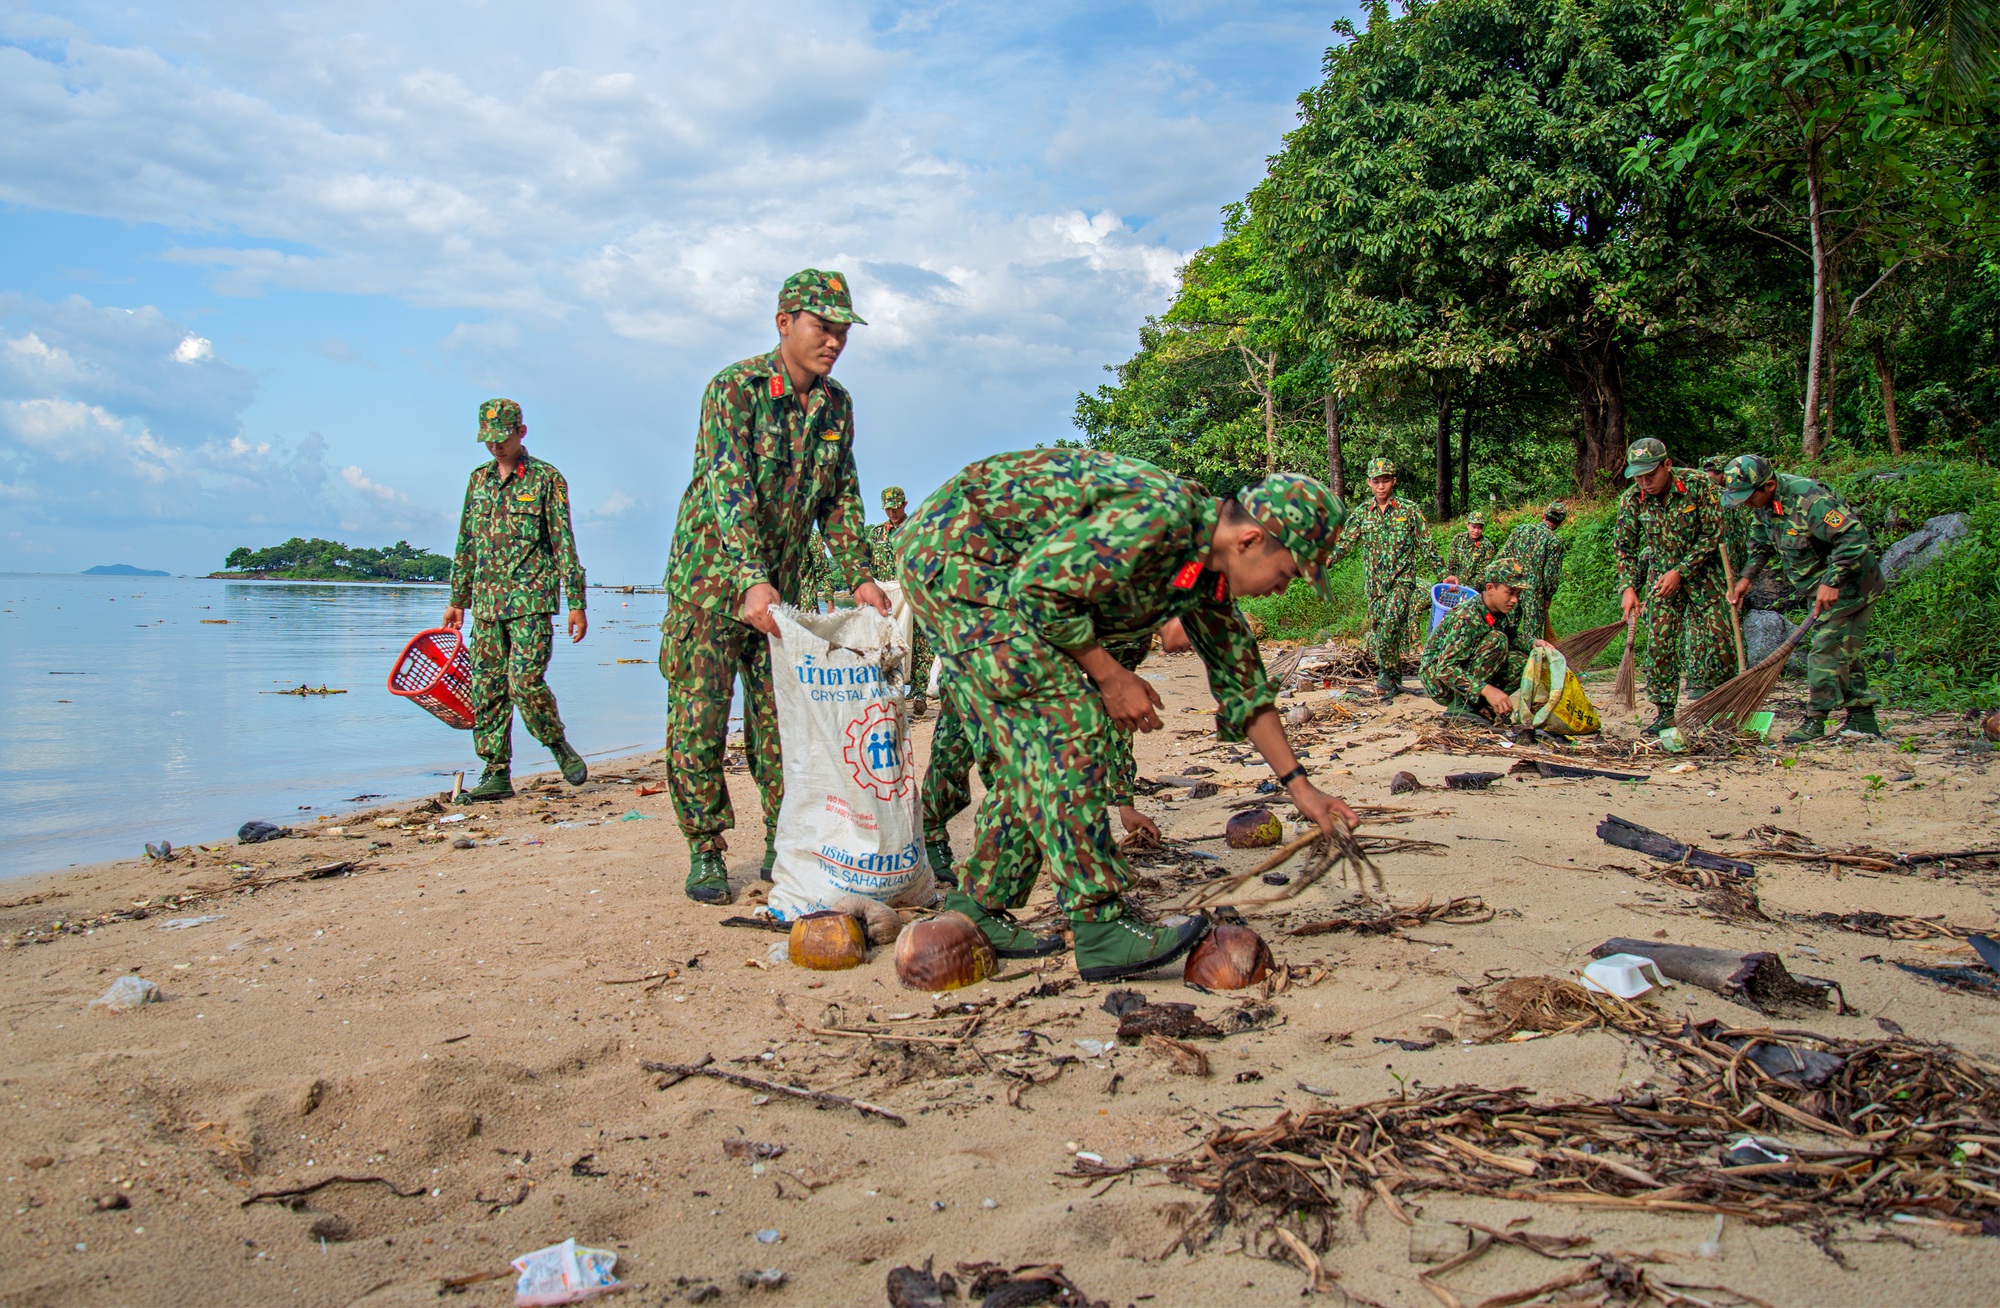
[1868,500,2000,709]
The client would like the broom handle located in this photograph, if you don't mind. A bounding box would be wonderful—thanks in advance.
[1719,545,1748,675]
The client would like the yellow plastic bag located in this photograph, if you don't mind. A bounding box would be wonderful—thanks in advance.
[1513,647,1601,736]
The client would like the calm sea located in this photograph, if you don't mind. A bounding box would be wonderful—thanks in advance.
[0,574,676,877]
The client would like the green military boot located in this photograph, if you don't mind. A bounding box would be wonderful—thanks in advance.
[685,850,731,905]
[1074,911,1212,983]
[1639,704,1676,737]
[1782,714,1828,744]
[942,889,1063,958]
[925,838,957,889]
[1376,677,1400,702]
[1842,708,1882,737]
[456,767,514,804]
[550,740,588,787]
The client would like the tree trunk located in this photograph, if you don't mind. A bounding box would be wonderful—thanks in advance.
[1554,341,1627,494]
[1457,379,1478,517]
[1433,376,1455,521]
[1262,354,1278,474]
[1801,138,1829,459]
[1871,340,1902,455]
[1323,392,1345,500]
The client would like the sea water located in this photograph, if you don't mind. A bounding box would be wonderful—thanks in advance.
[0,574,677,877]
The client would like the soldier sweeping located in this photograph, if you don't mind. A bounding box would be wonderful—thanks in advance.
[1500,502,1568,643]
[1328,458,1442,700]
[868,486,933,717]
[898,450,1358,982]
[443,398,589,803]
[1443,512,1496,589]
[1418,557,1553,720]
[1722,455,1884,741]
[1612,439,1733,734]
[660,270,890,905]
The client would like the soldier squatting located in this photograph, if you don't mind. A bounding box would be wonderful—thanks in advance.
[443,269,1886,967]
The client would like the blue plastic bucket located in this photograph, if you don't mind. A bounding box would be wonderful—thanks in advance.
[1430,582,1480,631]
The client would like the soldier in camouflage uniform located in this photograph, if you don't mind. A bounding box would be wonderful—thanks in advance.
[1443,512,1496,589]
[1500,502,1568,644]
[800,527,838,611]
[1723,455,1884,741]
[1327,457,1443,699]
[898,450,1358,982]
[443,398,589,802]
[1700,455,1755,580]
[868,486,932,716]
[1419,557,1550,719]
[660,270,891,904]
[1613,439,1734,733]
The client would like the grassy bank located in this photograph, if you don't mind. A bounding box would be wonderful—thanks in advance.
[1239,457,2000,709]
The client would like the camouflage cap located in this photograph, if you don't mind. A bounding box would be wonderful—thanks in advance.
[1623,437,1669,478]
[778,269,866,325]
[478,398,522,443]
[1239,473,1349,602]
[1466,511,1485,526]
[1698,454,1730,474]
[1366,457,1397,480]
[881,485,906,509]
[1721,454,1776,507]
[1544,501,1568,524]
[1483,557,1533,589]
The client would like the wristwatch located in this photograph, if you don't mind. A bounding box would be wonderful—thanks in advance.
[1275,765,1308,788]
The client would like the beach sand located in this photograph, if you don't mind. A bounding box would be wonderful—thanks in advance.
[5,648,2000,1306]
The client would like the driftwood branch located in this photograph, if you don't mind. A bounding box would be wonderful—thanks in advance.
[241,1175,426,1207]
[1597,815,1754,878]
[640,1058,907,1126]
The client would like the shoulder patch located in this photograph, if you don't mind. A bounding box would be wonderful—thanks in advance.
[1823,510,1845,529]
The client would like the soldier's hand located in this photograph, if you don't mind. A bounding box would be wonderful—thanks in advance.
[739,582,783,636]
[1814,583,1841,615]
[1652,568,1683,599]
[1100,666,1165,732]
[441,606,465,630]
[1444,575,1459,588]
[1159,617,1191,653]
[1291,783,1359,837]
[1480,684,1513,716]
[567,610,588,643]
[1621,587,1641,621]
[1532,639,1558,652]
[1729,577,1752,607]
[1118,805,1161,842]
[853,580,892,616]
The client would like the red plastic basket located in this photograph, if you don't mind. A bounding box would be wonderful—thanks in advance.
[387,627,475,730]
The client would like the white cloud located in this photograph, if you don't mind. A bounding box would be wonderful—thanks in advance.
[172,334,213,363]
[340,463,411,505]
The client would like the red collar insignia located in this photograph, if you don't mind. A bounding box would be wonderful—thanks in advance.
[1484,611,1496,626]
[1772,501,1785,516]
[769,373,785,399]
[1170,561,1203,590]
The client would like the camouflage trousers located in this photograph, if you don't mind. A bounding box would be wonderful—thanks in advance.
[470,612,566,768]
[1806,597,1879,714]
[920,637,1145,862]
[905,581,1129,922]
[1515,583,1558,649]
[1367,578,1423,686]
[909,624,935,706]
[659,601,783,855]
[1642,575,1734,707]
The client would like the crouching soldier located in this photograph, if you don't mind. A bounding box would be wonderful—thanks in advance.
[1419,557,1553,722]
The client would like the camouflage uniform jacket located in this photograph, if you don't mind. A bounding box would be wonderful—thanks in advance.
[1742,473,1883,602]
[1419,593,1534,704]
[1720,504,1754,574]
[1500,519,1565,599]
[663,348,873,611]
[1329,496,1443,599]
[800,528,837,603]
[898,449,1275,740]
[867,519,907,581]
[1444,531,1496,584]
[1613,474,1722,596]
[449,453,586,621]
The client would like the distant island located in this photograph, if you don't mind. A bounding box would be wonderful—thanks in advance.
[209,537,452,583]
[83,564,170,576]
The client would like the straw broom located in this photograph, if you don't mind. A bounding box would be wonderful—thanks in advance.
[1554,619,1627,669]
[1612,610,1640,710]
[1676,611,1820,731]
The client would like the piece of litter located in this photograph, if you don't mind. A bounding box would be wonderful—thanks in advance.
[1074,1039,1113,1057]
[159,916,223,931]
[89,976,160,1012]
[755,1229,781,1244]
[439,813,468,824]
[510,1237,619,1305]
[618,810,648,821]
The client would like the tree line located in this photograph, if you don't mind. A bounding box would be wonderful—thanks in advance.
[221,538,453,582]
[1076,0,2000,517]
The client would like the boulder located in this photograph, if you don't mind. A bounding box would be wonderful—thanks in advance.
[1880,513,1969,585]
[1742,609,1807,672]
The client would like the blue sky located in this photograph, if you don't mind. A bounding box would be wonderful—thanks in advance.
[0,0,1349,582]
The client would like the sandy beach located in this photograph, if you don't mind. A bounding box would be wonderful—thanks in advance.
[5,647,2000,1307]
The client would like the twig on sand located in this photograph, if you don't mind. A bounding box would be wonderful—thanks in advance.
[640,1057,907,1126]
[240,1175,427,1207]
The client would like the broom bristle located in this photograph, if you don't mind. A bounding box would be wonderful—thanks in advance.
[1676,613,1818,731]
[1554,619,1627,669]
[1613,613,1639,710]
